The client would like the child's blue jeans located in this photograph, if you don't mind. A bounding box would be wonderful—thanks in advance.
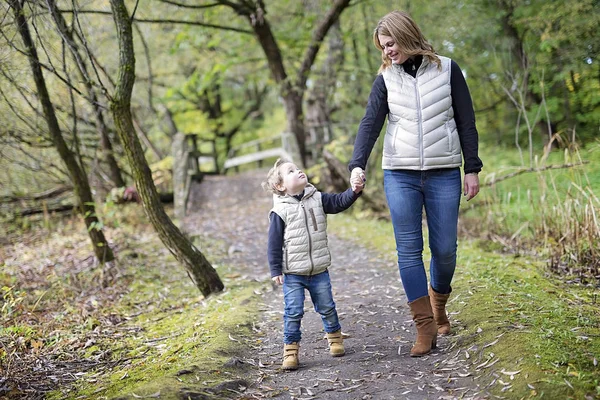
[384,168,462,302]
[283,270,341,344]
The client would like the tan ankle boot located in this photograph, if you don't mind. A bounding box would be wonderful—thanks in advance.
[326,330,345,357]
[282,343,299,370]
[429,286,451,335]
[408,296,437,357]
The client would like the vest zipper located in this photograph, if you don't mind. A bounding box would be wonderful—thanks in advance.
[415,73,424,169]
[300,202,315,275]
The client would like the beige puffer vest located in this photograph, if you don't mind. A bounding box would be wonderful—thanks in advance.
[381,55,463,170]
[270,184,331,276]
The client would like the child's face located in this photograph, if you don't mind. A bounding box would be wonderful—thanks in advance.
[276,162,307,196]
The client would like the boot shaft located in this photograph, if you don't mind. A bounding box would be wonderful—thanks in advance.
[429,286,451,335]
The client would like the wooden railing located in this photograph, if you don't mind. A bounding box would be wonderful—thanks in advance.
[223,134,292,172]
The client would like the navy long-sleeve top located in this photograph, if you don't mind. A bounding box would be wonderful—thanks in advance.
[349,56,483,175]
[267,188,359,277]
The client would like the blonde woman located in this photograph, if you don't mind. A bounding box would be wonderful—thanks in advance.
[349,11,483,357]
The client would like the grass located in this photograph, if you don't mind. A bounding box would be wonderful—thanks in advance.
[1,205,267,400]
[465,142,600,237]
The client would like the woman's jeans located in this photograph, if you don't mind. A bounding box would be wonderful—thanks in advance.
[283,270,341,344]
[384,168,461,302]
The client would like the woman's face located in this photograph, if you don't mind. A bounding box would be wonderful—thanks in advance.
[378,34,409,65]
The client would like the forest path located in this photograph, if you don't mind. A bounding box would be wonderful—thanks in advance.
[185,171,483,400]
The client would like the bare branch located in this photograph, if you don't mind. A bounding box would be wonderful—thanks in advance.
[297,0,351,89]
[484,162,590,187]
[133,22,155,112]
[72,0,111,98]
[60,9,253,34]
[156,0,222,9]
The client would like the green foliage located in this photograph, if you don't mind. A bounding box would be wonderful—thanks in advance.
[463,143,600,278]
[1,286,26,320]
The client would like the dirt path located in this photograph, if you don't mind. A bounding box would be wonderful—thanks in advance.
[185,171,484,400]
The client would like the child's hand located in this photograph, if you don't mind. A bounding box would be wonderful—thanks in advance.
[351,177,365,194]
[272,275,283,285]
[350,167,366,194]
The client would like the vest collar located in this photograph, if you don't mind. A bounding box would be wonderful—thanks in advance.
[274,183,317,204]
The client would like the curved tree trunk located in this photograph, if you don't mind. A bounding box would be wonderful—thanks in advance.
[108,0,223,297]
[10,0,114,263]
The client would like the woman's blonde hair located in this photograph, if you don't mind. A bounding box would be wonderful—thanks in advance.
[373,10,440,74]
[261,158,289,196]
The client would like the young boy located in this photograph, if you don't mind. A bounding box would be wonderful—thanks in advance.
[262,158,365,370]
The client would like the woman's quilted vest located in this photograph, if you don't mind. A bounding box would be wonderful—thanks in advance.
[381,55,463,170]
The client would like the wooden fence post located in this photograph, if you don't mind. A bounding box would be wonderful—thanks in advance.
[172,132,188,223]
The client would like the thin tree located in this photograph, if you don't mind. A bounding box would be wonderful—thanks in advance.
[108,0,224,296]
[45,0,126,188]
[8,0,114,263]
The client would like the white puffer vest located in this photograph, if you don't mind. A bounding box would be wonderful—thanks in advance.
[270,184,331,276]
[381,55,462,170]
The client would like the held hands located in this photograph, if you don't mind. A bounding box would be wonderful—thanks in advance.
[350,167,366,194]
[463,173,480,201]
[272,275,283,285]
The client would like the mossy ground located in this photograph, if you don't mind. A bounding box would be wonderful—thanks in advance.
[1,205,267,400]
[328,213,600,399]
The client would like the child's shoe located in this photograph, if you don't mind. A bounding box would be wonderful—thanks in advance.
[326,330,345,357]
[282,343,299,370]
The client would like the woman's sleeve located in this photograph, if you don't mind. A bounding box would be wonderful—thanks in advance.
[348,75,389,171]
[450,60,483,174]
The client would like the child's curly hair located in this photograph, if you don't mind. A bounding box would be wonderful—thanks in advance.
[261,158,289,196]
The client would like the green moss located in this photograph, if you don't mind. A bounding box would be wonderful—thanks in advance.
[328,214,600,399]
[41,215,266,400]
[48,279,264,400]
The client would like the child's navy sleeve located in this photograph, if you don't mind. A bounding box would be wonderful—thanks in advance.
[321,188,360,214]
[267,212,285,277]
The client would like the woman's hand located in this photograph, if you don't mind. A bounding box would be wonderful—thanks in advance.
[463,173,480,201]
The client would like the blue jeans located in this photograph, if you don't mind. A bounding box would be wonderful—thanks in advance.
[384,168,461,302]
[283,270,341,344]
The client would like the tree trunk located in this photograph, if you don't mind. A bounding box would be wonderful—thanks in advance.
[46,0,126,188]
[231,0,351,167]
[10,0,114,263]
[283,93,307,166]
[108,0,223,297]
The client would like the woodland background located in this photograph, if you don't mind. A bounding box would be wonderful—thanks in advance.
[0,0,599,399]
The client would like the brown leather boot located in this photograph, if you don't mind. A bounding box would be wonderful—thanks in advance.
[282,343,299,370]
[408,295,437,357]
[326,330,345,357]
[429,286,451,335]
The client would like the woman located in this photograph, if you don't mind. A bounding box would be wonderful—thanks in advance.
[349,10,483,357]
